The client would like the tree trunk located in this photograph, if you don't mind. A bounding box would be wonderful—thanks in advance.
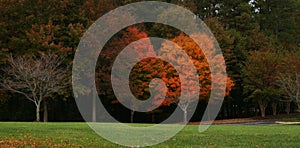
[285,102,291,114]
[43,99,48,122]
[183,110,187,123]
[258,100,267,118]
[179,102,189,123]
[130,110,134,123]
[92,91,96,122]
[36,103,41,122]
[260,106,266,117]
[272,102,277,116]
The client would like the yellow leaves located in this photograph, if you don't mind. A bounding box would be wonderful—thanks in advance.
[68,23,86,38]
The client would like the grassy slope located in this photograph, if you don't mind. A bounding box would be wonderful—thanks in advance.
[0,122,299,147]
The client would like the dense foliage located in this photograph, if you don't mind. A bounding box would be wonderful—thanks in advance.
[0,0,299,122]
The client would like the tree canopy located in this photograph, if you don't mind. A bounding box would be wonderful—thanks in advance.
[0,0,299,121]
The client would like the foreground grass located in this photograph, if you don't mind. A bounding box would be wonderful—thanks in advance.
[0,122,299,147]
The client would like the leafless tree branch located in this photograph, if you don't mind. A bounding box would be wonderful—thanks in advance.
[0,53,70,121]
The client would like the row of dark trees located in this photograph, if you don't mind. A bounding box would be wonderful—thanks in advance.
[0,0,299,122]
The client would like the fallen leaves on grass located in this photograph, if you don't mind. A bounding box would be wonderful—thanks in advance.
[0,136,84,147]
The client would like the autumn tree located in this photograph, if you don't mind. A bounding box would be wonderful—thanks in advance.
[0,53,70,122]
[244,50,281,117]
[1,0,299,121]
[277,51,300,112]
[167,33,234,122]
[130,33,234,122]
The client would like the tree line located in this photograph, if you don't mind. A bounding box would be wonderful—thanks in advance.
[0,0,299,122]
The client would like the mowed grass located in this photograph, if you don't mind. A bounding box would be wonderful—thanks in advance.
[0,122,299,147]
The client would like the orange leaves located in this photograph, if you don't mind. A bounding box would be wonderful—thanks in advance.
[225,77,235,96]
[126,27,148,39]
[97,25,234,109]
[129,32,234,107]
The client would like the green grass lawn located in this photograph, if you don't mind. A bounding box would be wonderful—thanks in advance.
[0,122,299,147]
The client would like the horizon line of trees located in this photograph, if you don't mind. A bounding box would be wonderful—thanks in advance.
[0,0,299,122]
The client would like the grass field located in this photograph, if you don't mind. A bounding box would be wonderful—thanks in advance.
[0,122,299,147]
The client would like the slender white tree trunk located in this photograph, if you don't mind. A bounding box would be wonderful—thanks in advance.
[130,110,134,123]
[92,91,96,122]
[36,103,41,122]
[183,110,187,123]
[179,102,189,123]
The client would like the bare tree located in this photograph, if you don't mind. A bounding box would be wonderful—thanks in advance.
[0,53,70,122]
[277,51,300,113]
[277,72,300,112]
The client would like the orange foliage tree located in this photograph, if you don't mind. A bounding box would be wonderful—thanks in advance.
[130,33,234,122]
